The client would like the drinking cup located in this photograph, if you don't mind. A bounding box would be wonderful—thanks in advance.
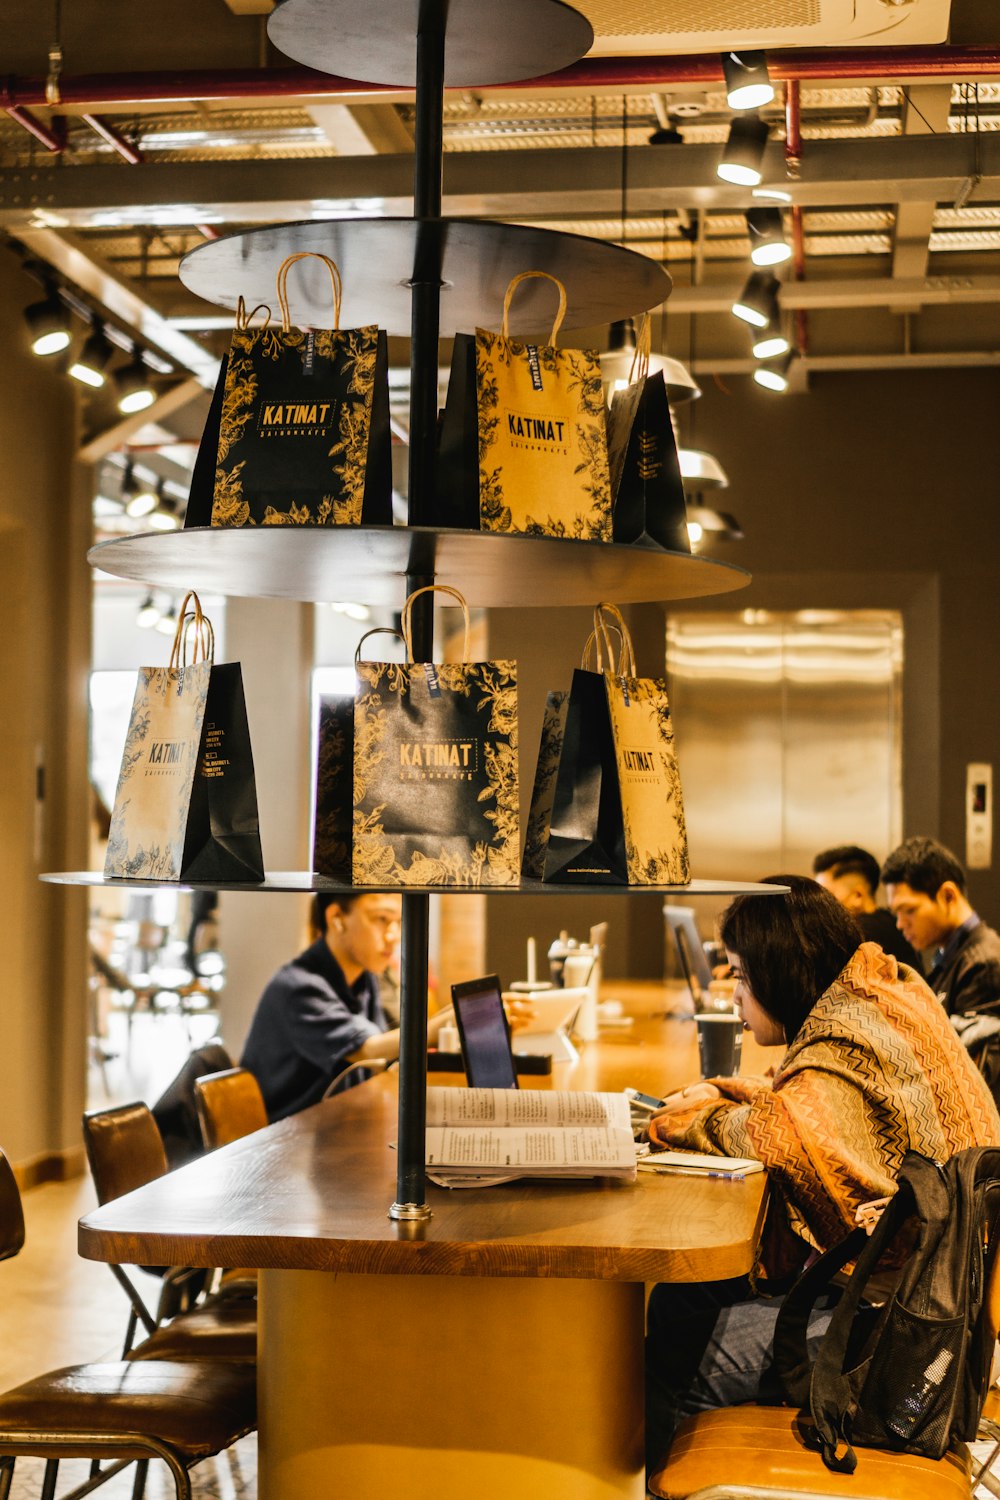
[695,1013,743,1079]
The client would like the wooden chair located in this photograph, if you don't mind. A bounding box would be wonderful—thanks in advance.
[82,1103,256,1362]
[194,1068,268,1150]
[0,1147,256,1500]
[647,1225,1000,1500]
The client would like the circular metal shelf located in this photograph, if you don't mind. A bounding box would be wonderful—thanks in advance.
[42,873,786,898]
[178,218,671,337]
[267,0,593,88]
[88,527,749,608]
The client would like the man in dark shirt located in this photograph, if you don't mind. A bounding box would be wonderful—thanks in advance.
[881,836,1000,1016]
[242,892,451,1120]
[812,844,922,972]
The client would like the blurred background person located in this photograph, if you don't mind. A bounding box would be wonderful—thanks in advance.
[812,843,922,972]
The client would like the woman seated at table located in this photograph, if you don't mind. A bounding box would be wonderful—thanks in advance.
[644,874,1000,1475]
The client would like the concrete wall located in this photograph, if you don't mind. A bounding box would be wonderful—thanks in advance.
[0,246,90,1171]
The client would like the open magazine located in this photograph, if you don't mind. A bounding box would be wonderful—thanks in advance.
[424,1088,637,1188]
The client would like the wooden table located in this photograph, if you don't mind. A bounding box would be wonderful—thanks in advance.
[79,984,773,1500]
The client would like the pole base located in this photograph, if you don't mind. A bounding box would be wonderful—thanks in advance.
[388,1200,433,1222]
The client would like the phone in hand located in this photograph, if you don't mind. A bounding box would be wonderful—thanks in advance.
[624,1087,666,1113]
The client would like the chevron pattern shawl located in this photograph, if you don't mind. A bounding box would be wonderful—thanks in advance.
[649,942,1000,1278]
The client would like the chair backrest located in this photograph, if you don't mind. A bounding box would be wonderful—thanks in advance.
[0,1149,25,1263]
[83,1101,169,1204]
[151,1040,234,1168]
[195,1068,268,1150]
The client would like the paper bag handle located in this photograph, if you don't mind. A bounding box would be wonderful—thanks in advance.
[501,271,567,347]
[401,585,472,664]
[628,313,651,385]
[581,624,624,672]
[593,602,636,677]
[169,591,214,669]
[354,627,406,667]
[276,251,343,333]
[235,296,271,331]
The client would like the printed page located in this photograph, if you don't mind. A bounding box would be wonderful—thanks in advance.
[425,1124,636,1177]
[424,1088,629,1130]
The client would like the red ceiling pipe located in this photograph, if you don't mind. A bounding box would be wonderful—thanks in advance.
[5,104,65,152]
[80,113,144,164]
[2,47,1000,110]
[784,79,802,178]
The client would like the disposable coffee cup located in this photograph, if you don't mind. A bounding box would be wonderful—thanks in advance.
[695,1013,743,1079]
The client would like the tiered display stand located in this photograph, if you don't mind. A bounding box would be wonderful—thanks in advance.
[54,0,763,1220]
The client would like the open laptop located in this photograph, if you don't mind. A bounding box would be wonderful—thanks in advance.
[451,974,519,1089]
[663,905,713,1008]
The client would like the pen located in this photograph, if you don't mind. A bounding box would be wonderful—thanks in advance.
[638,1163,747,1180]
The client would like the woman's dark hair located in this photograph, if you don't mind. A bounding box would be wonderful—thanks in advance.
[719,875,863,1042]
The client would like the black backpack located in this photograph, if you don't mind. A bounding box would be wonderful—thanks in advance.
[767,1147,1000,1473]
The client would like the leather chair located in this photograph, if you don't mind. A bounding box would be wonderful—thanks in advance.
[647,1231,1000,1500]
[194,1068,268,1150]
[82,1102,256,1362]
[0,1147,255,1500]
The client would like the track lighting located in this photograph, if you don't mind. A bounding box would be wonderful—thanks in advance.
[155,602,180,634]
[68,323,113,387]
[732,272,781,330]
[136,595,160,629]
[123,463,159,519]
[648,124,684,146]
[751,321,791,361]
[24,287,71,356]
[678,449,728,489]
[746,207,791,267]
[148,491,180,530]
[686,521,703,546]
[754,350,796,392]
[687,504,744,541]
[600,319,701,405]
[721,52,774,112]
[717,114,769,187]
[115,348,155,414]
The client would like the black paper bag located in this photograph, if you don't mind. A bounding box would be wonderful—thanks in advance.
[606,320,690,552]
[521,690,568,880]
[353,588,520,887]
[434,333,480,530]
[105,593,264,883]
[312,694,354,880]
[184,353,228,529]
[212,252,391,528]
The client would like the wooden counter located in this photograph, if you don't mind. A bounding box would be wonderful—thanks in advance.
[78,985,774,1500]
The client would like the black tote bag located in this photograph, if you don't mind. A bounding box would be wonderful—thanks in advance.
[606,317,690,552]
[212,251,391,528]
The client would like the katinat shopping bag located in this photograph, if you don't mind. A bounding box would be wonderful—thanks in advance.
[544,603,690,886]
[104,592,264,882]
[438,270,612,538]
[606,316,690,552]
[353,586,520,887]
[312,629,405,880]
[211,251,391,528]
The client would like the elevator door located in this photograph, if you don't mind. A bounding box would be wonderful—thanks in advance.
[666,610,903,883]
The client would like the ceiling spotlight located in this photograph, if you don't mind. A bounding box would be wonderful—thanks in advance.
[600,319,701,405]
[124,466,159,519]
[678,449,729,489]
[148,499,180,531]
[154,603,180,635]
[687,504,745,540]
[648,124,684,146]
[721,51,774,112]
[732,271,781,329]
[68,323,112,388]
[754,349,796,392]
[751,320,791,361]
[746,206,791,267]
[687,520,704,546]
[115,349,155,414]
[136,595,160,629]
[717,114,769,187]
[752,185,793,204]
[24,287,71,356]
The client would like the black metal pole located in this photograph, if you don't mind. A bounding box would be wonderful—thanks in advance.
[390,0,445,1221]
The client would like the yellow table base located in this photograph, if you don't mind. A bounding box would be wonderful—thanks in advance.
[259,1268,646,1499]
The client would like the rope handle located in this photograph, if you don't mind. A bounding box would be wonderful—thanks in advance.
[501,270,568,347]
[354,627,406,667]
[628,313,651,385]
[581,623,624,672]
[168,591,214,669]
[401,585,472,664]
[593,602,636,676]
[276,251,343,333]
[235,296,272,332]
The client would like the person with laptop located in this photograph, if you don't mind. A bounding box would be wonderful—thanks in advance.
[242,892,453,1121]
[811,843,922,971]
[642,875,1000,1478]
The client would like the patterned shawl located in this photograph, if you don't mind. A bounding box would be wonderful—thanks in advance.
[649,942,1000,1279]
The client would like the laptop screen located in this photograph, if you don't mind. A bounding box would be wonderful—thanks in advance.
[664,905,713,1006]
[451,974,519,1089]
